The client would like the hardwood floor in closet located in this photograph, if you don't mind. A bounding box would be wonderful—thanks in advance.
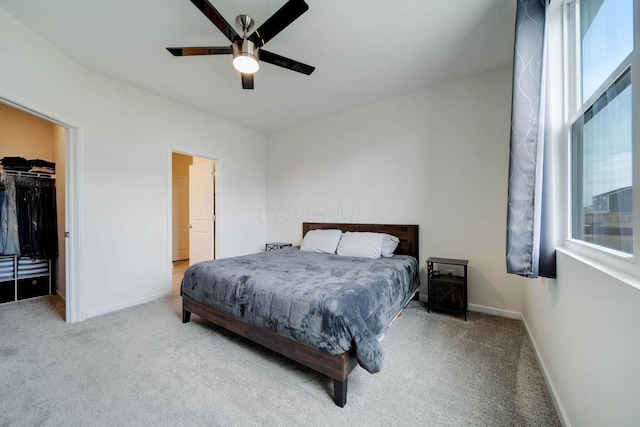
[172,260,189,294]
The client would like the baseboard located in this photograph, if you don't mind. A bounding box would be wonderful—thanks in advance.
[56,290,66,302]
[418,296,523,320]
[87,291,171,318]
[521,316,572,427]
[467,303,522,320]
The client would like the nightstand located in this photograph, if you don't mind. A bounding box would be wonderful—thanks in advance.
[265,242,292,251]
[426,257,468,320]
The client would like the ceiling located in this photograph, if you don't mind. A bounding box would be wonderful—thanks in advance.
[0,0,517,134]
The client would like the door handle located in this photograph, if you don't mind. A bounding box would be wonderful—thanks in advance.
[188,224,192,229]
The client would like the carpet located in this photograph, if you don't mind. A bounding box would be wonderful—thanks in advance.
[0,295,560,426]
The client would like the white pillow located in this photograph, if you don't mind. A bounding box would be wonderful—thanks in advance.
[336,232,385,259]
[300,229,343,254]
[381,234,400,257]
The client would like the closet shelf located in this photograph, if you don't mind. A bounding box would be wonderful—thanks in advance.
[0,256,51,303]
[0,170,55,179]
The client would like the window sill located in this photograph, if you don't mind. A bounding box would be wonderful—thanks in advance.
[557,247,640,291]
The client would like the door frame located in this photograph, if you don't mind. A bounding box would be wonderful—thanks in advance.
[0,96,85,323]
[169,149,220,290]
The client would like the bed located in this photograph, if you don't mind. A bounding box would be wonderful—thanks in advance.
[181,222,420,407]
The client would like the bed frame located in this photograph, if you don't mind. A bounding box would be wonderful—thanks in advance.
[182,222,419,407]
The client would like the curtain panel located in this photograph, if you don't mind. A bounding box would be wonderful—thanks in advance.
[506,0,556,278]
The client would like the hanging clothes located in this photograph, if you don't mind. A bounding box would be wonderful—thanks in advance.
[15,176,57,259]
[0,176,21,255]
[0,173,56,259]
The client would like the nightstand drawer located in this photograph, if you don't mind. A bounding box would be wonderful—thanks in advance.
[17,276,49,300]
[430,275,464,286]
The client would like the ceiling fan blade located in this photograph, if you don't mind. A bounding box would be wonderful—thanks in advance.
[241,73,254,90]
[260,50,315,75]
[166,46,232,56]
[248,0,309,47]
[190,0,241,42]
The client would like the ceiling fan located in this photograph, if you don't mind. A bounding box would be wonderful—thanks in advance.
[167,0,315,89]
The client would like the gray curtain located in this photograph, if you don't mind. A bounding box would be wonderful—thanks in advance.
[506,0,556,278]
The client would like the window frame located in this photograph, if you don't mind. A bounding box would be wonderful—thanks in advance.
[562,0,640,275]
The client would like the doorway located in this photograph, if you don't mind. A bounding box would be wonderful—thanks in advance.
[0,101,68,320]
[171,152,218,293]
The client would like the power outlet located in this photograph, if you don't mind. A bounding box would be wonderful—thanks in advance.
[142,267,158,278]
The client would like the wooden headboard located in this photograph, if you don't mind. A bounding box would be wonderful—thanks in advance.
[303,222,419,261]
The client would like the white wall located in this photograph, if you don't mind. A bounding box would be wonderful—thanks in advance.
[83,73,266,315]
[266,67,524,314]
[0,6,266,319]
[0,9,86,125]
[523,252,640,427]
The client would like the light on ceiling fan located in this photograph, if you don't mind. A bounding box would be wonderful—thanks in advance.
[232,40,259,74]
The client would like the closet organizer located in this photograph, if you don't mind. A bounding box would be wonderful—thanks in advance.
[0,170,57,304]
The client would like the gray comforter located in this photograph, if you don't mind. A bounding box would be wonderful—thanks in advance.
[181,247,420,373]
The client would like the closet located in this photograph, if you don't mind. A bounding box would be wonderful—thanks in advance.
[0,102,65,306]
[0,167,57,303]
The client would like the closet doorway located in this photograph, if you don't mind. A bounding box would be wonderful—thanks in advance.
[171,152,218,294]
[0,101,68,320]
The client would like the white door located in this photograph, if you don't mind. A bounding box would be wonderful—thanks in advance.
[189,160,214,265]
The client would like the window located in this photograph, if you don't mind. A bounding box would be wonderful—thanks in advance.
[565,0,635,257]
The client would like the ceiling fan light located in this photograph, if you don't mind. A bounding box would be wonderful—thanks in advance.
[232,40,259,74]
[233,55,259,74]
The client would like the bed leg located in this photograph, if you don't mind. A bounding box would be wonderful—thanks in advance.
[182,309,191,323]
[333,378,347,407]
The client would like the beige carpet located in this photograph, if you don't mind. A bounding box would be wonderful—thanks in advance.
[0,295,560,426]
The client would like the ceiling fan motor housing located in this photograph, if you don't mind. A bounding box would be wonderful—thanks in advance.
[232,39,260,74]
[232,39,259,61]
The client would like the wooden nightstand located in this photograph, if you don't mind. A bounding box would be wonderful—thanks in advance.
[265,242,292,251]
[426,257,468,320]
